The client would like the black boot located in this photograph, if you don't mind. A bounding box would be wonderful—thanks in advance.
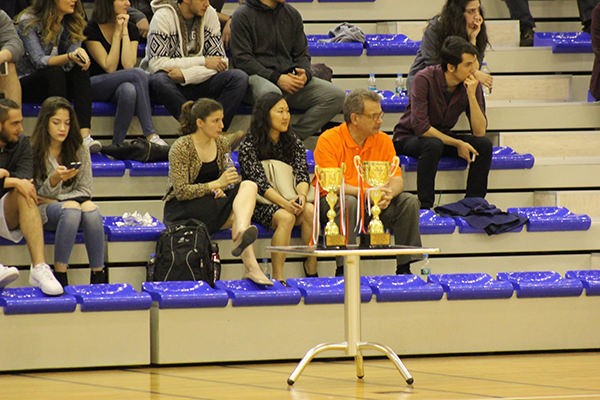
[520,25,534,47]
[90,269,108,284]
[54,271,69,288]
[303,259,318,278]
[396,263,412,275]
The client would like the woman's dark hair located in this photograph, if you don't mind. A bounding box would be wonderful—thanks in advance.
[433,0,488,59]
[249,92,296,160]
[31,96,82,187]
[179,98,223,136]
[91,0,116,24]
[20,0,87,45]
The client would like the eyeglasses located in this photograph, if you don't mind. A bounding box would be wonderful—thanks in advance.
[359,112,384,121]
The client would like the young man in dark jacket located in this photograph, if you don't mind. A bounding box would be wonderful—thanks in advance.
[0,98,63,295]
[230,0,345,141]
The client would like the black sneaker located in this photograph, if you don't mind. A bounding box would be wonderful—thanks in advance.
[582,20,591,35]
[396,263,412,275]
[53,271,69,288]
[91,269,108,284]
[520,26,534,47]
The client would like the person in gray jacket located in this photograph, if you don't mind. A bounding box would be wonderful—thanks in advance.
[31,97,107,288]
[0,9,23,104]
[230,0,345,141]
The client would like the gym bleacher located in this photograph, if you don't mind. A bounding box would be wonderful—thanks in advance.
[1,0,599,371]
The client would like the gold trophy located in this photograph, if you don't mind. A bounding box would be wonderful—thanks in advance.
[315,164,346,247]
[354,156,400,246]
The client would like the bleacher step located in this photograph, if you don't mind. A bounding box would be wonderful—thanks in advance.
[499,131,600,160]
[535,191,600,217]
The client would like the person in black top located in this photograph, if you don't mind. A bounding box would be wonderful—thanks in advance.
[84,0,166,146]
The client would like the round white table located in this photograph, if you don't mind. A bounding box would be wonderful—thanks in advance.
[266,244,439,386]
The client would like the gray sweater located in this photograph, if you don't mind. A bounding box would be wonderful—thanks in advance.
[0,9,24,63]
[35,146,93,224]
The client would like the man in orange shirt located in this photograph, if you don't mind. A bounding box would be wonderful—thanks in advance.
[314,89,422,275]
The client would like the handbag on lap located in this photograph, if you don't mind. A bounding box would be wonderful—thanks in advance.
[256,159,315,205]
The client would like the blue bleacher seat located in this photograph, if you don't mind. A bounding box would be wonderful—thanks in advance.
[419,209,456,234]
[124,160,169,177]
[0,287,77,314]
[103,216,165,241]
[64,283,153,311]
[506,207,592,232]
[142,281,230,308]
[565,270,600,296]
[364,275,444,302]
[319,0,374,2]
[214,279,302,306]
[404,146,534,172]
[497,271,583,298]
[307,35,364,57]
[379,90,408,113]
[533,32,592,53]
[211,223,302,241]
[428,273,514,300]
[404,156,467,172]
[365,34,421,56]
[286,277,372,304]
[91,153,127,177]
[490,146,534,169]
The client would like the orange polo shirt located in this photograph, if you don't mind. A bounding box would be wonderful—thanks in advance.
[313,123,402,196]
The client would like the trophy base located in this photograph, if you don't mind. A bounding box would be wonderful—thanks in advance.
[325,234,346,248]
[360,233,391,248]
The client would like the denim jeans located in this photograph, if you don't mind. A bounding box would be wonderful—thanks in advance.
[246,75,346,140]
[91,68,157,145]
[44,202,105,269]
[149,69,248,130]
[504,0,599,27]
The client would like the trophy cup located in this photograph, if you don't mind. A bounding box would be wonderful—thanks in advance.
[354,156,400,246]
[315,164,346,247]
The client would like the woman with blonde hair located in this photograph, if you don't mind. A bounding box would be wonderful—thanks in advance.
[17,0,100,152]
[164,98,272,286]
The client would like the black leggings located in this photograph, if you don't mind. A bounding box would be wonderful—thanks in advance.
[20,65,92,129]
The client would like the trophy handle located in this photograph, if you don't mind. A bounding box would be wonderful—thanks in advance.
[353,155,361,170]
[341,162,346,173]
[389,156,400,178]
[314,165,321,177]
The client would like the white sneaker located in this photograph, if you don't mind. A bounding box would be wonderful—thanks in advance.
[0,264,19,289]
[29,263,63,296]
[83,135,102,153]
[149,134,168,147]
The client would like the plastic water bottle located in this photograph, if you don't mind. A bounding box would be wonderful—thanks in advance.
[223,152,236,190]
[480,62,492,97]
[395,73,406,97]
[211,243,221,283]
[367,73,377,92]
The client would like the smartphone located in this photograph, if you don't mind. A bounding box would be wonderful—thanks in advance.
[75,53,86,63]
[0,62,8,76]
[69,161,82,169]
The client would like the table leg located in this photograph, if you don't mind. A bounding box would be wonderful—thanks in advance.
[344,254,361,356]
[358,342,414,384]
[287,342,347,385]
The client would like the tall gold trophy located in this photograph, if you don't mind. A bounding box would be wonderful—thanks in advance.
[354,156,400,246]
[315,164,346,247]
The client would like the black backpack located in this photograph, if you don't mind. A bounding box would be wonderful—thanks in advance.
[150,220,221,286]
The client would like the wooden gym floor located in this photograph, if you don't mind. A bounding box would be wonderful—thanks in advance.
[1,351,599,400]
